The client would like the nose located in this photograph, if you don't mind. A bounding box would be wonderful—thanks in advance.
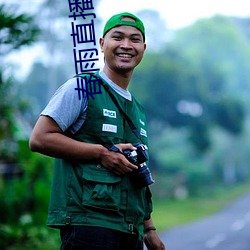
[120,38,132,50]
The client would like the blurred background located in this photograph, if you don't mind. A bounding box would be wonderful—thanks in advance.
[1,0,250,249]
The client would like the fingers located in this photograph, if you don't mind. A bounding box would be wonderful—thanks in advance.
[100,145,138,175]
[115,143,137,152]
[108,152,138,175]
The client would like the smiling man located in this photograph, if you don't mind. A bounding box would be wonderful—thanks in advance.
[29,12,165,250]
[100,13,146,83]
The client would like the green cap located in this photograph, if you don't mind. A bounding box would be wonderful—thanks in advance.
[103,12,145,41]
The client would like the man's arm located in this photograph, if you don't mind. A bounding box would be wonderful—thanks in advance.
[29,115,137,175]
[29,115,104,160]
[144,218,165,249]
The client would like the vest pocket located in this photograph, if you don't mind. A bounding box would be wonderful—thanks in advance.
[81,164,121,211]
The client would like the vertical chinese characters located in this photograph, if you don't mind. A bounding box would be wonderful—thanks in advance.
[68,0,102,100]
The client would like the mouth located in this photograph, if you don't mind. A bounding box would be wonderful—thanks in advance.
[116,53,134,58]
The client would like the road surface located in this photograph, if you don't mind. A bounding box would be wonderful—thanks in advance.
[159,192,250,250]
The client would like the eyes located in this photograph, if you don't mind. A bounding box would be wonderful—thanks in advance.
[112,33,143,43]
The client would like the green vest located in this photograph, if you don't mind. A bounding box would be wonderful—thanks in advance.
[47,73,152,239]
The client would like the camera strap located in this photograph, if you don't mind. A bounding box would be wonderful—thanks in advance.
[75,72,144,144]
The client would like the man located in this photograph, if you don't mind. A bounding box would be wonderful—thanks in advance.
[29,12,165,250]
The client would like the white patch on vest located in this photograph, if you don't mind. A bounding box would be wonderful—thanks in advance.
[140,128,147,137]
[102,124,117,133]
[103,109,117,118]
[140,119,145,126]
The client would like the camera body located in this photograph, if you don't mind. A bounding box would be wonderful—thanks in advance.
[123,143,154,188]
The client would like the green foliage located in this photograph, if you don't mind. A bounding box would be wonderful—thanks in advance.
[0,224,60,250]
[0,3,40,161]
[174,15,250,98]
[188,119,211,153]
[0,4,40,55]
[0,75,19,161]
[133,15,249,154]
[0,141,53,224]
[0,140,57,249]
[211,96,245,134]
[0,75,15,140]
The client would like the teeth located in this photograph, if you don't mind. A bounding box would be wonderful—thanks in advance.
[118,54,132,58]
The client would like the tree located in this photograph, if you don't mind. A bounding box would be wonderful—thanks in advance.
[132,15,249,153]
[0,4,39,56]
[129,15,250,195]
[0,3,40,161]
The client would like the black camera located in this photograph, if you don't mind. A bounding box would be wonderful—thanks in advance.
[123,143,154,188]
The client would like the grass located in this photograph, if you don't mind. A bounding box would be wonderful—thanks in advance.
[151,183,250,232]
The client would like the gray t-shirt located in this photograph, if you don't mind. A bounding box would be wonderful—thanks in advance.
[41,70,132,134]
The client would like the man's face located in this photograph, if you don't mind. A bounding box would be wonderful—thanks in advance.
[100,22,146,74]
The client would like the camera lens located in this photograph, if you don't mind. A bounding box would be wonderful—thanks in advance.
[136,164,155,188]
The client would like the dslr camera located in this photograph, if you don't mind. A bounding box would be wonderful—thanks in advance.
[123,143,154,188]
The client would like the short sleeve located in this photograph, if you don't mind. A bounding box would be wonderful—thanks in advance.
[41,78,88,134]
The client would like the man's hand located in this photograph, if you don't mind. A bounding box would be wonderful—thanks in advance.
[144,230,165,250]
[99,143,138,175]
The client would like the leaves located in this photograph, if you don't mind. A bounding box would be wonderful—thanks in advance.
[133,15,250,152]
[0,3,40,160]
[0,4,40,55]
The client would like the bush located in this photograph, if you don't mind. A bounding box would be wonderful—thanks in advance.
[0,140,59,249]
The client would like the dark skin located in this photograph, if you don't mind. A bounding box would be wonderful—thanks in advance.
[29,19,165,250]
[144,230,165,250]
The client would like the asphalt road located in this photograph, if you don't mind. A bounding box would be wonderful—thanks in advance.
[159,191,250,250]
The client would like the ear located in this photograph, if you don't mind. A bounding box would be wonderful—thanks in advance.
[99,37,104,52]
